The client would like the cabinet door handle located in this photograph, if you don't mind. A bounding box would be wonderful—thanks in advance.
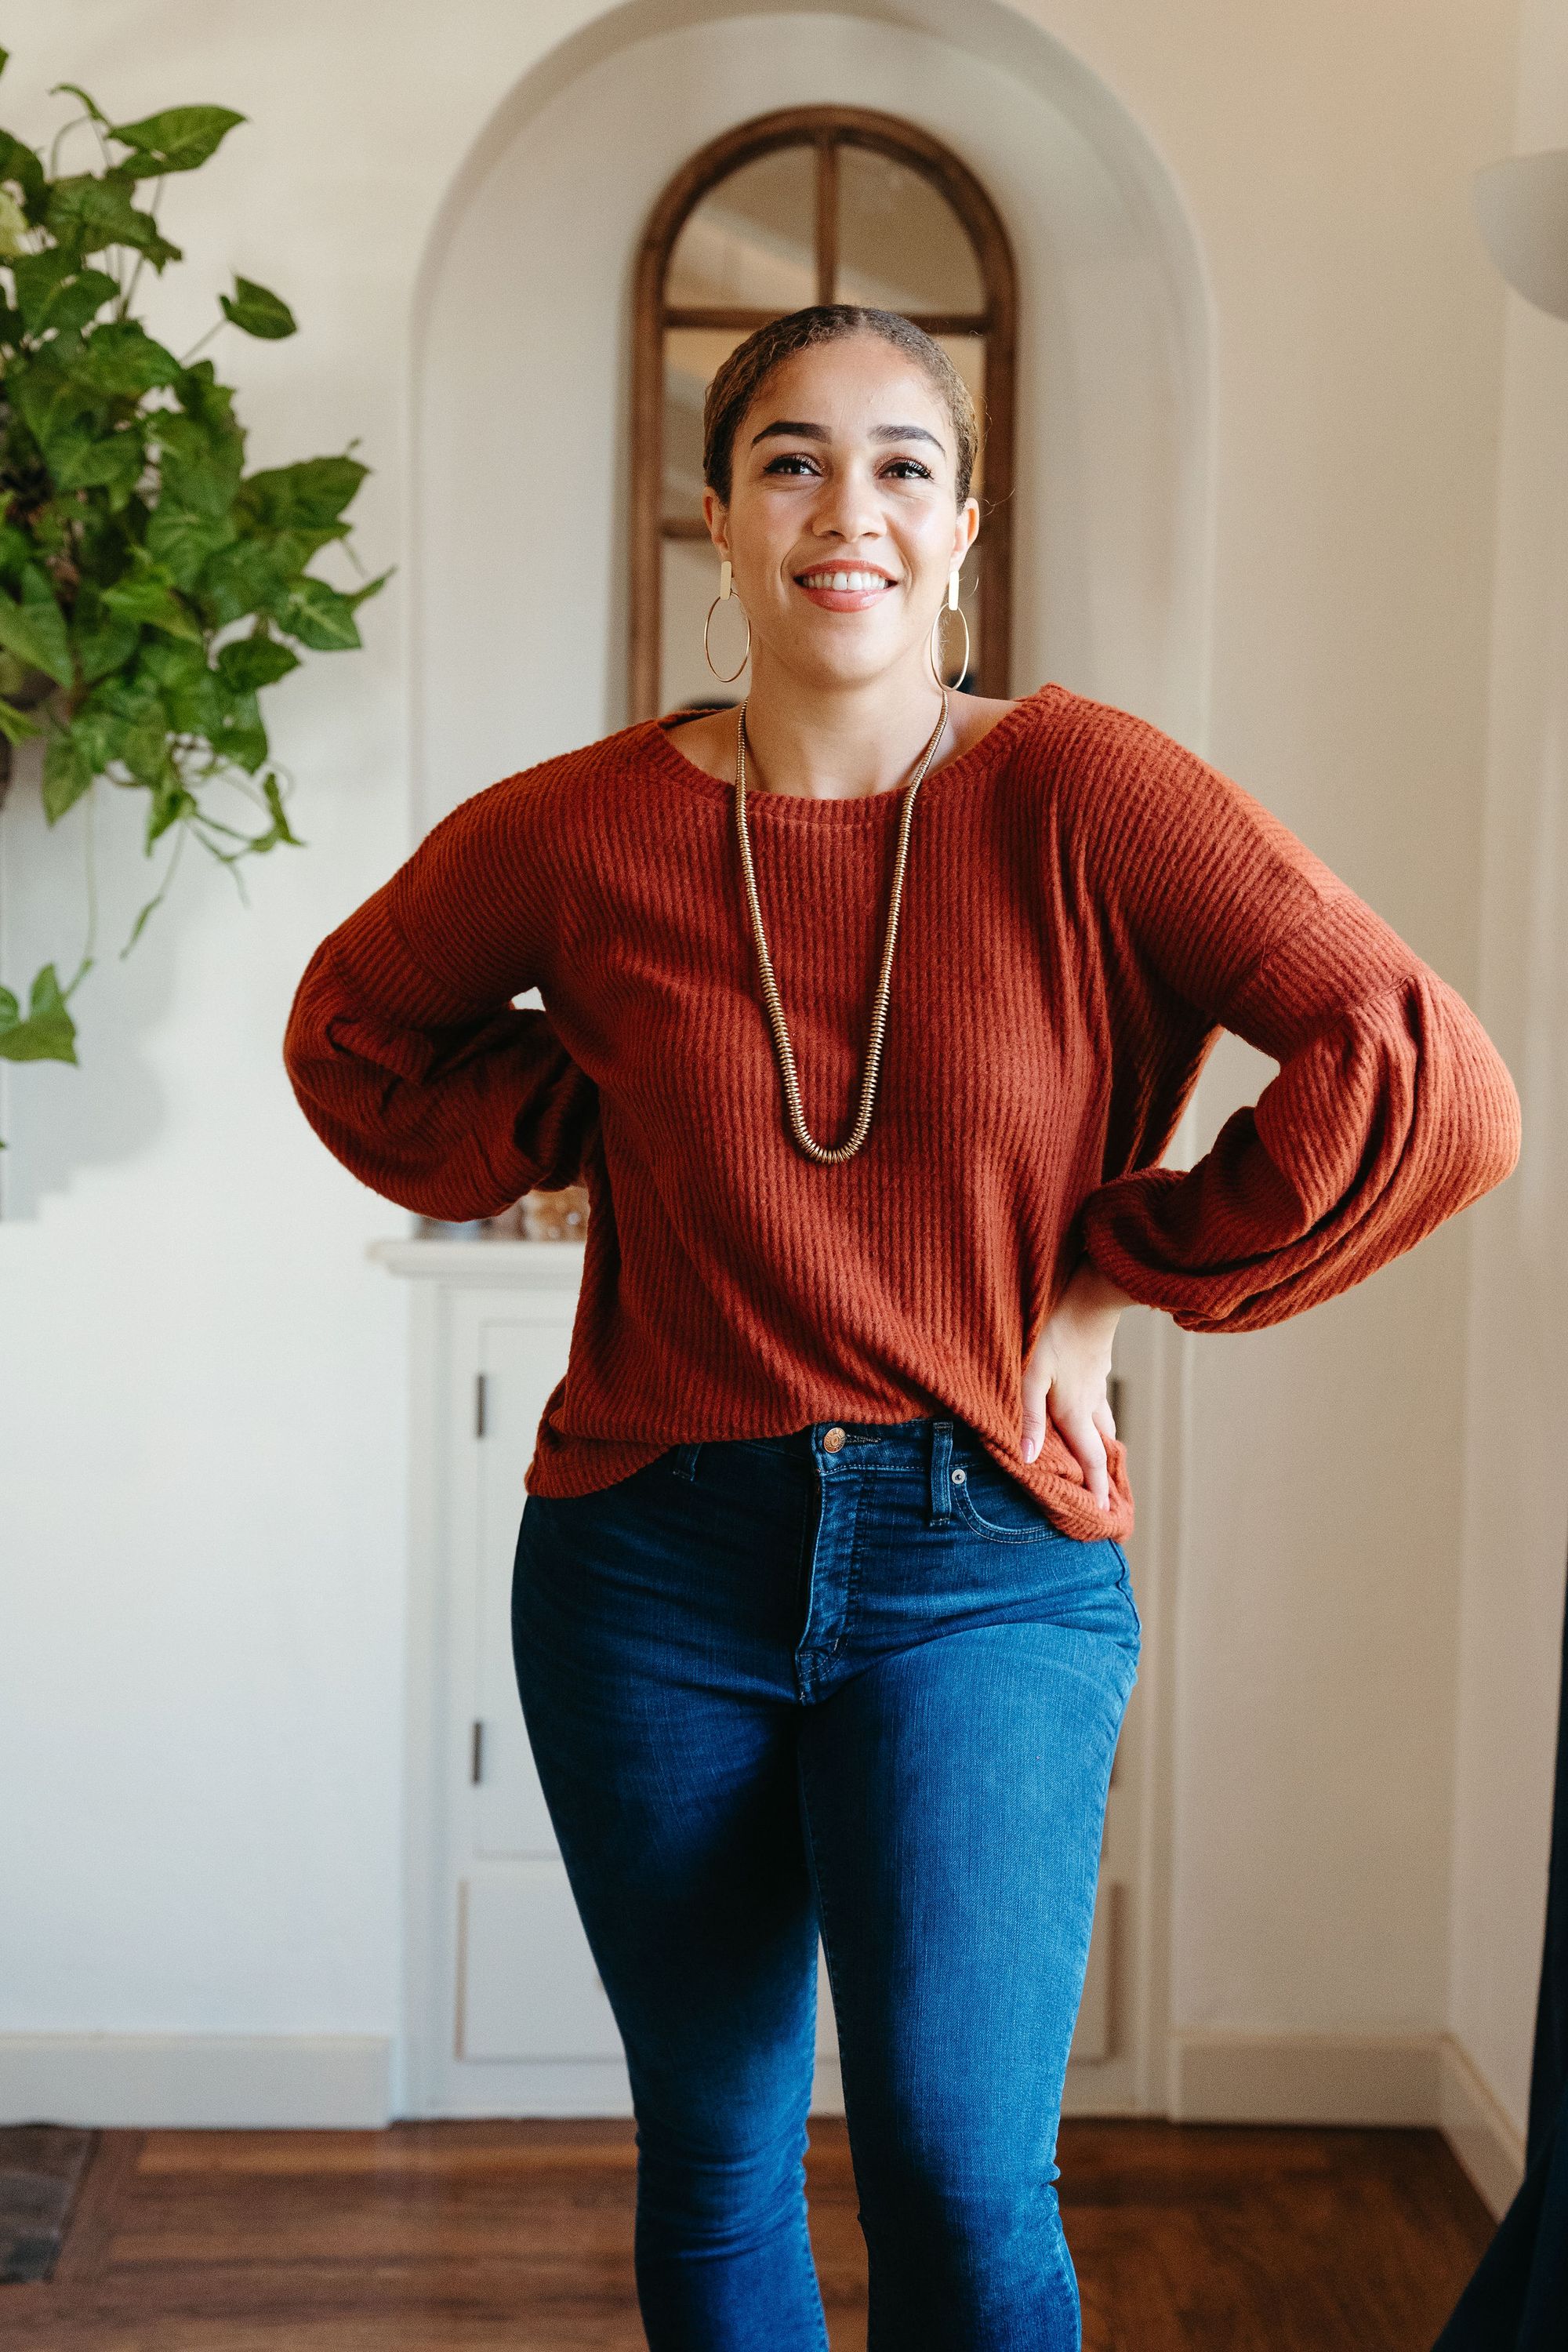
[470,1721,485,1784]
[474,1374,488,1438]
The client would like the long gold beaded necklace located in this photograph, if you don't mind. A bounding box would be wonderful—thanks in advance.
[731,689,949,1163]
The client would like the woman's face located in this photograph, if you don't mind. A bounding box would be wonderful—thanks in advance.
[703,334,980,691]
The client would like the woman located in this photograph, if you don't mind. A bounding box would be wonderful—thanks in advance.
[285,303,1521,2350]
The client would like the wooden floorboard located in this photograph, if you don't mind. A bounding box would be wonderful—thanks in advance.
[0,2117,1494,2350]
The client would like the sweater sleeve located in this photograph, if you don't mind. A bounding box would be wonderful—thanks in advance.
[1065,708,1522,1333]
[282,768,600,1221]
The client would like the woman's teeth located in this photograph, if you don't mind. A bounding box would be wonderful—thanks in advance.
[798,570,891,590]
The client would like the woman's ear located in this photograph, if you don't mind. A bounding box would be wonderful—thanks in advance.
[953,495,981,568]
[702,486,729,560]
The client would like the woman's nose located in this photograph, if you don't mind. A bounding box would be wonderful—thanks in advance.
[807,466,886,543]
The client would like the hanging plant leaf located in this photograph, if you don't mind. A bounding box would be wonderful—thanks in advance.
[45,421,147,502]
[152,408,244,517]
[42,731,94,823]
[0,525,31,588]
[265,524,352,575]
[0,127,47,223]
[218,274,296,339]
[139,637,223,737]
[175,358,239,435]
[347,567,393,612]
[108,105,245,180]
[217,633,299,692]
[198,535,294,629]
[12,249,118,335]
[0,966,78,1065]
[70,583,140,684]
[0,569,74,687]
[0,694,42,746]
[144,501,236,590]
[46,172,182,268]
[145,771,198,844]
[271,575,363,652]
[71,321,183,400]
[101,570,203,642]
[236,456,366,530]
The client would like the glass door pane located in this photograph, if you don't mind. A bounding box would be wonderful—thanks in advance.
[834,147,985,314]
[663,326,748,521]
[665,144,817,311]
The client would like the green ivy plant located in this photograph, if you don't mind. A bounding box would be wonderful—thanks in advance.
[0,53,387,1104]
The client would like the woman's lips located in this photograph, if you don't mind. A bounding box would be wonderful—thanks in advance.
[793,569,898,612]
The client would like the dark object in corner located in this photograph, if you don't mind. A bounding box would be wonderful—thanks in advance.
[1432,1555,1568,2350]
[0,2124,96,2285]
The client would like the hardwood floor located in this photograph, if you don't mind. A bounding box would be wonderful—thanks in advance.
[2,2117,1492,2350]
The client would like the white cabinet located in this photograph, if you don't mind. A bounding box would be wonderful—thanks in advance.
[379,1238,1156,2120]
[384,1239,634,2117]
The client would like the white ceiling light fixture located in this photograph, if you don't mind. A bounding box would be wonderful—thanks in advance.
[1472,149,1568,321]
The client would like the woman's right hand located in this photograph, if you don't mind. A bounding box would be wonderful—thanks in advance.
[1019,1261,1131,1510]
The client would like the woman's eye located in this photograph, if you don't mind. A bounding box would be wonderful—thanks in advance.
[760,453,933,480]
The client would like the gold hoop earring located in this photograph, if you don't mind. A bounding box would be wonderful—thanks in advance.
[929,570,970,689]
[704,557,750,684]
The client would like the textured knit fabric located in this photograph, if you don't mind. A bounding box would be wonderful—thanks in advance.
[283,681,1521,1540]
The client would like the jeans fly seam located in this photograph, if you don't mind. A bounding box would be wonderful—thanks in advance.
[833,1475,869,1659]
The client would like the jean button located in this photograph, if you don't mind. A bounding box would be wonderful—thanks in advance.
[951,1467,967,1483]
[823,1425,846,1453]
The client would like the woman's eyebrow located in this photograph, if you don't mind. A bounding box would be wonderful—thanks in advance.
[749,419,946,450]
[750,419,827,446]
[870,423,946,449]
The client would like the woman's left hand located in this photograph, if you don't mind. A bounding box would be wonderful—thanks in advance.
[1020,1261,1134,1509]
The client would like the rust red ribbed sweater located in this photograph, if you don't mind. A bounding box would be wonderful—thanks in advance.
[283,681,1521,1540]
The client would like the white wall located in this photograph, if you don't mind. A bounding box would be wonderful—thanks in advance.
[0,0,1538,2128]
[1448,0,1568,2145]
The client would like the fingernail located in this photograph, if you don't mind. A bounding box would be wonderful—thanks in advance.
[1022,1436,1037,1463]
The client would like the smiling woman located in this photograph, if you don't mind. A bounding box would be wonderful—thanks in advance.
[285,284,1519,2352]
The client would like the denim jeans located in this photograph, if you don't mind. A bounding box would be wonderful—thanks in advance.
[512,1413,1142,2352]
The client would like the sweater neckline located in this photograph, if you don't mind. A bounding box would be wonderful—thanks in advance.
[642,681,1063,819]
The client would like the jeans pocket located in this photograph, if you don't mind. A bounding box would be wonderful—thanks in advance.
[948,1443,1064,1544]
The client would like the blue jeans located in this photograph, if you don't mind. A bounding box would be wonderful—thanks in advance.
[512,1413,1141,2351]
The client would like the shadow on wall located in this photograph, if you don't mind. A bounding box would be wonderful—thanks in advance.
[1,741,173,1218]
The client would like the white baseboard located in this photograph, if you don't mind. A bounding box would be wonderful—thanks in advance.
[1438,2035,1528,2220]
[1170,2028,1445,2126]
[1169,2028,1526,2221]
[0,2026,1528,2222]
[0,2034,392,2129]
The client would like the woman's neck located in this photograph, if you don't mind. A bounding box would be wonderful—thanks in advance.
[741,657,949,803]
[667,654,1019,802]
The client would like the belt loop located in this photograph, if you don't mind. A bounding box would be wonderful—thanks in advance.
[670,1442,702,1482]
[929,1419,954,1523]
